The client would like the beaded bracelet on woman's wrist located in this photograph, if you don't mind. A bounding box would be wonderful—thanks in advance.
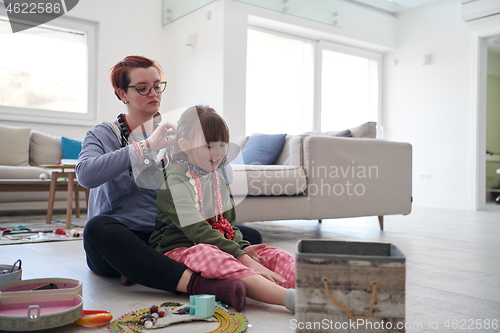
[137,140,151,165]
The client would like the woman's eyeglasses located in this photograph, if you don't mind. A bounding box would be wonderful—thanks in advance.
[127,81,167,96]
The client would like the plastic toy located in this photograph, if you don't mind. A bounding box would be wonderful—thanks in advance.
[189,294,215,318]
[74,310,113,327]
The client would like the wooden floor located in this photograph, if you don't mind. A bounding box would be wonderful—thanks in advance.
[1,206,499,332]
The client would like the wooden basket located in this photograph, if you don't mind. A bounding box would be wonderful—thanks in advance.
[296,240,406,333]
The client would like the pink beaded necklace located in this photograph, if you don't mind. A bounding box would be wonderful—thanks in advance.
[187,169,234,240]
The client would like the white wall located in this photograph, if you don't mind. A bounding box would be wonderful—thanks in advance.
[160,1,224,120]
[383,0,498,209]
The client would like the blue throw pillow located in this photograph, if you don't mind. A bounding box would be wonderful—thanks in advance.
[61,137,82,159]
[235,134,286,165]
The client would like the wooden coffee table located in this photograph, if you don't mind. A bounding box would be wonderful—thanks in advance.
[0,165,89,229]
[41,165,89,229]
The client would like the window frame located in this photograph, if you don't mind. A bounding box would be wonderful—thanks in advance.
[316,40,383,133]
[245,26,383,136]
[0,7,98,126]
[246,26,316,136]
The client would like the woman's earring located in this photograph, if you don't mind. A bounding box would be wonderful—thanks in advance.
[122,100,127,104]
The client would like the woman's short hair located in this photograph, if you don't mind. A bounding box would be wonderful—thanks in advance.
[109,55,163,101]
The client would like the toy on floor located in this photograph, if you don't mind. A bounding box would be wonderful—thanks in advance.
[108,299,247,333]
[189,294,215,318]
[54,228,81,237]
[54,228,67,235]
[74,310,113,327]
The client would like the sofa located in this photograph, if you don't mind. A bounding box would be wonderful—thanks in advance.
[229,122,412,230]
[0,122,412,230]
[0,124,82,205]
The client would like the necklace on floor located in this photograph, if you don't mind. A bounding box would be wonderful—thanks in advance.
[108,303,248,333]
[186,169,234,240]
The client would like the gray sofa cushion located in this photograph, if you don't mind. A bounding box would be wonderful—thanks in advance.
[0,125,31,166]
[274,135,299,165]
[231,164,307,196]
[0,166,51,179]
[30,130,62,166]
[278,122,376,165]
[308,121,376,138]
[348,121,377,138]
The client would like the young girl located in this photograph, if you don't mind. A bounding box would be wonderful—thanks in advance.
[150,106,296,312]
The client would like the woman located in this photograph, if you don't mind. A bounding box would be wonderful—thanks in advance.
[76,55,261,309]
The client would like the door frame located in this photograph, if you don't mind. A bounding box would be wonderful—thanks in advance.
[473,25,500,210]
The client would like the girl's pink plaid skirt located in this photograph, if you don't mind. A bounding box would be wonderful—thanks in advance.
[165,244,295,289]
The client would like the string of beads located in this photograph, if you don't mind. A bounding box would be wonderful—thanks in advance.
[187,170,234,240]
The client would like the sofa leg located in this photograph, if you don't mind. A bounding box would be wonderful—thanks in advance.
[378,216,384,230]
[318,219,322,223]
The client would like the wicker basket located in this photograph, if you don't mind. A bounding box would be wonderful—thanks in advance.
[0,260,22,286]
[295,240,406,333]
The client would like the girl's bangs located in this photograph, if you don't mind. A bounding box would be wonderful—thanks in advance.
[202,116,230,143]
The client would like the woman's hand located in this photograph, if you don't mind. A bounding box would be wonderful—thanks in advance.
[146,120,177,151]
[238,254,286,285]
[243,244,267,265]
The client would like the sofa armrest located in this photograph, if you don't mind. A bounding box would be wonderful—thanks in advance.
[293,136,412,218]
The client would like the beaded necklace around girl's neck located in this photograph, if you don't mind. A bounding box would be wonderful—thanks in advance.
[176,158,210,176]
[186,168,234,240]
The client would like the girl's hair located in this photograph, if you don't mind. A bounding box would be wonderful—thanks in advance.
[174,105,230,160]
[109,55,163,101]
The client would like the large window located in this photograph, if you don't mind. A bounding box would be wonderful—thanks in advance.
[246,28,381,136]
[320,43,380,131]
[246,28,314,135]
[0,13,96,124]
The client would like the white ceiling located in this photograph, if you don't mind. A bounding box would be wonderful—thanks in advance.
[350,0,443,13]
